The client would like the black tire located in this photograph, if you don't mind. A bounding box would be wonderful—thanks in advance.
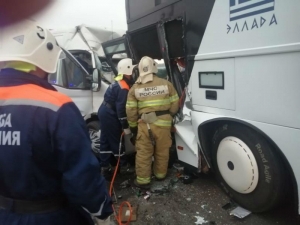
[87,121,100,156]
[211,123,285,212]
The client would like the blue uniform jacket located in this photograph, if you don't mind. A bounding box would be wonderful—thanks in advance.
[0,69,113,225]
[103,78,131,129]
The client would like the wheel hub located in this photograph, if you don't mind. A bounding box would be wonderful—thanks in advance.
[227,161,234,170]
[217,136,259,194]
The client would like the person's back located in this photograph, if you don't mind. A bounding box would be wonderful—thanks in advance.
[97,58,135,176]
[0,20,112,225]
[132,75,179,122]
[126,56,179,188]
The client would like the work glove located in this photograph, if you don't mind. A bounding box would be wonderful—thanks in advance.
[95,216,110,225]
[130,127,138,145]
[124,128,132,135]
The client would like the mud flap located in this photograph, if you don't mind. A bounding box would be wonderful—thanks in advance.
[174,120,199,168]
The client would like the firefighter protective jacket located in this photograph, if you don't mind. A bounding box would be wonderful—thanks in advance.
[126,75,179,128]
[0,69,112,224]
[102,77,131,129]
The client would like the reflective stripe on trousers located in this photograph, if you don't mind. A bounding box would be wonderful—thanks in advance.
[136,176,151,185]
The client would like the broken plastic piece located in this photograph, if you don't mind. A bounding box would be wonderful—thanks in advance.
[144,195,150,200]
[117,195,122,199]
[120,180,130,189]
[230,206,252,219]
[134,188,142,197]
[194,216,207,225]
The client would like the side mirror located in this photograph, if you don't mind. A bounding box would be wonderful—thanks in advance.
[92,69,101,92]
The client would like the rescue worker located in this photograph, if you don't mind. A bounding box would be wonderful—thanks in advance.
[98,58,136,176]
[0,20,112,225]
[126,56,179,188]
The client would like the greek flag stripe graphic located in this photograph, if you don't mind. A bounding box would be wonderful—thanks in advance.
[230,0,275,21]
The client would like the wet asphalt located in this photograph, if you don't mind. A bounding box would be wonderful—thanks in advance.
[109,167,299,225]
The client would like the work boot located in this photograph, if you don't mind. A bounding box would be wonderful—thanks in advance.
[134,179,151,189]
[119,163,135,175]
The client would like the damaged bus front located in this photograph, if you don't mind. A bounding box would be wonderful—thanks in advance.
[102,0,300,214]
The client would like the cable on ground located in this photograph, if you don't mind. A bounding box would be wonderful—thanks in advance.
[109,132,133,225]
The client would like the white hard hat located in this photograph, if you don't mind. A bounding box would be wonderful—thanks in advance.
[117,58,136,75]
[138,56,158,77]
[0,20,62,73]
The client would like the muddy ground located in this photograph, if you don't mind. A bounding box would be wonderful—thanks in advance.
[108,166,299,225]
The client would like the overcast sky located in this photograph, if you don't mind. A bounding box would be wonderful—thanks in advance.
[33,0,127,31]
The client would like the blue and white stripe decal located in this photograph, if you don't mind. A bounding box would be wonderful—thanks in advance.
[230,0,275,21]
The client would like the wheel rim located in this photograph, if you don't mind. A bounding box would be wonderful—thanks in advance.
[217,136,259,194]
[89,129,100,154]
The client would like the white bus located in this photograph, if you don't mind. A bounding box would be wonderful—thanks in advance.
[102,0,300,213]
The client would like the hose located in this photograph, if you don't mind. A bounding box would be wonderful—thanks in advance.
[109,132,133,225]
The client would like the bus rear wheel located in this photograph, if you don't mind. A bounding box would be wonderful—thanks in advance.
[211,123,285,212]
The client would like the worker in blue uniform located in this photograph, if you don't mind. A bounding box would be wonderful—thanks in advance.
[98,58,136,176]
[0,20,112,225]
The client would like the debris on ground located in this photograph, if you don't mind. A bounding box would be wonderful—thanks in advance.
[186,198,192,201]
[173,163,194,184]
[182,175,193,184]
[120,206,137,222]
[132,187,142,197]
[173,163,184,172]
[222,201,236,210]
[151,186,170,195]
[117,195,122,199]
[201,204,207,209]
[230,206,252,219]
[179,212,187,216]
[120,180,130,189]
[170,177,179,187]
[194,216,208,224]
[145,215,153,221]
[144,194,150,200]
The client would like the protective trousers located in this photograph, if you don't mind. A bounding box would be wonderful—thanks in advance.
[135,123,172,184]
[98,105,127,167]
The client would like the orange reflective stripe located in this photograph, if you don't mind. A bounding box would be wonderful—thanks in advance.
[118,80,129,91]
[0,84,72,107]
